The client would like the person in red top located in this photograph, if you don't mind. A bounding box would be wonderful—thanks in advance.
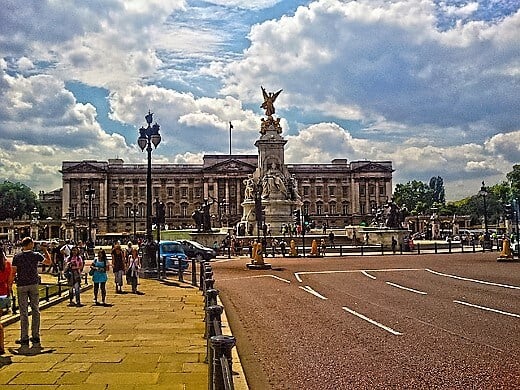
[0,249,14,354]
[65,247,84,307]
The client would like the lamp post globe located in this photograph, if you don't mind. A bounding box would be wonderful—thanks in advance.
[137,111,161,276]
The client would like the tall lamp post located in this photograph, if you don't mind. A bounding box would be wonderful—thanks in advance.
[85,184,95,251]
[478,181,490,248]
[137,111,161,274]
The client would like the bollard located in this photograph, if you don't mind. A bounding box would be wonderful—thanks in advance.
[45,285,50,302]
[205,304,224,384]
[434,242,438,254]
[417,243,421,255]
[448,240,452,253]
[178,257,184,282]
[191,258,197,286]
[339,245,343,256]
[381,243,384,256]
[205,278,215,291]
[210,335,236,390]
[205,288,219,308]
[199,260,207,290]
[361,244,364,256]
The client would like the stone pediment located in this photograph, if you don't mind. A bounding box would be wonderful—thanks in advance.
[351,162,393,173]
[61,161,107,174]
[203,158,256,173]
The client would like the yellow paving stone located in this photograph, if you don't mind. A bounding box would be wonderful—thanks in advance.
[9,371,63,385]
[86,372,159,385]
[0,370,19,385]
[1,362,56,372]
[55,385,106,390]
[63,353,123,363]
[182,362,207,373]
[52,362,92,372]
[155,361,184,372]
[55,371,90,383]
[91,362,158,373]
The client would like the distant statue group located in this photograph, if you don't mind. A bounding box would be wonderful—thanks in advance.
[370,199,405,229]
[191,198,214,232]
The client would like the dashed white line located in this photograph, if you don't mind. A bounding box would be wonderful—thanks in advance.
[386,281,427,295]
[299,286,328,300]
[294,268,423,283]
[342,306,402,335]
[362,271,376,280]
[251,275,291,284]
[454,300,520,318]
[426,269,520,290]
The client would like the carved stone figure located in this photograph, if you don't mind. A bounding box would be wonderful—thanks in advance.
[243,174,255,200]
[260,86,282,117]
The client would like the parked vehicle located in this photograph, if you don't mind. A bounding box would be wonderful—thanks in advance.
[158,241,189,271]
[177,239,216,261]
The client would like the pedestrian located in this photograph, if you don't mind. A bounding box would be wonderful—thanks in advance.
[40,242,52,273]
[11,237,44,352]
[0,249,14,354]
[111,242,126,293]
[329,231,335,248]
[91,249,109,306]
[65,246,84,307]
[321,239,327,256]
[126,248,142,294]
[280,239,286,257]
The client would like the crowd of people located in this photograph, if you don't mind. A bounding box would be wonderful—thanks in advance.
[0,237,144,355]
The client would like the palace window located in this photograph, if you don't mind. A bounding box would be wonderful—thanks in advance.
[111,205,118,218]
[342,186,349,197]
[379,185,386,196]
[316,202,323,215]
[359,186,366,196]
[167,203,174,218]
[181,203,188,217]
[125,187,132,198]
[329,203,337,214]
[303,186,310,196]
[329,186,335,197]
[167,187,174,198]
[316,187,322,197]
[181,187,188,198]
[369,185,375,196]
[342,203,349,215]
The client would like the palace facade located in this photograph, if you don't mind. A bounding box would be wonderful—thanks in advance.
[58,155,393,241]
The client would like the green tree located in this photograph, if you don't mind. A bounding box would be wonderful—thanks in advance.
[429,176,445,204]
[393,180,434,213]
[0,181,39,220]
[506,164,520,200]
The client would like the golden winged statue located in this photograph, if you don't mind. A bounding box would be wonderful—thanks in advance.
[260,86,282,117]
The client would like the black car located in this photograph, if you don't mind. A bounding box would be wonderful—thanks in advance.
[177,240,216,261]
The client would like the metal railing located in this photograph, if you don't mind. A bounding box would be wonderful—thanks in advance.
[201,260,236,390]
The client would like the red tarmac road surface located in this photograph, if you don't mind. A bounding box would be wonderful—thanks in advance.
[211,252,520,390]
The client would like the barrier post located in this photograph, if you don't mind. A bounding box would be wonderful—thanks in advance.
[210,335,236,390]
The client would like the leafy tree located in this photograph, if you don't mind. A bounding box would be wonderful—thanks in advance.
[0,181,39,220]
[506,164,520,200]
[429,176,445,204]
[393,180,434,214]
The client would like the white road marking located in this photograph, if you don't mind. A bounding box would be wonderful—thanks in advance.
[426,269,520,290]
[386,282,427,295]
[299,286,328,300]
[342,306,402,335]
[294,268,423,283]
[251,275,291,284]
[362,271,376,280]
[454,300,520,318]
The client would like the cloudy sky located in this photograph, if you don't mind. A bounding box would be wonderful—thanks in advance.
[1,0,518,201]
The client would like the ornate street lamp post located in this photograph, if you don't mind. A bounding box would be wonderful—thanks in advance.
[137,111,161,274]
[478,181,490,248]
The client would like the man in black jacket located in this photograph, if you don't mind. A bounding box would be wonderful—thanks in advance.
[12,237,44,352]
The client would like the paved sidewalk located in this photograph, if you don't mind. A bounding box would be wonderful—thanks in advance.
[0,276,247,389]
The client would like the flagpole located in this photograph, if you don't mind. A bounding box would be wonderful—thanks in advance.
[229,122,233,155]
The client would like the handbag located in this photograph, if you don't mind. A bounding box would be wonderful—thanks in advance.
[0,295,12,310]
[89,267,95,276]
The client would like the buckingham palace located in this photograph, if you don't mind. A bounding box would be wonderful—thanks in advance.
[57,154,393,241]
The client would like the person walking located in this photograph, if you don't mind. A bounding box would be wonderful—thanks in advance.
[126,248,141,294]
[11,237,44,352]
[91,249,109,306]
[111,242,126,294]
[0,249,14,354]
[65,246,84,307]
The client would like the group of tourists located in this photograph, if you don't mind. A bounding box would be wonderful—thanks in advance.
[0,237,143,355]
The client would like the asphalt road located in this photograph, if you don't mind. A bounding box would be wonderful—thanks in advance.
[211,252,520,390]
